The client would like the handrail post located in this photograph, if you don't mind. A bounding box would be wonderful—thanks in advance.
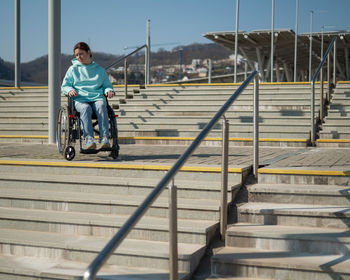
[169,179,178,280]
[333,39,337,86]
[320,64,324,122]
[208,59,212,84]
[220,116,229,241]
[124,59,128,99]
[327,54,331,103]
[145,19,151,85]
[311,80,315,145]
[15,0,21,88]
[253,75,259,180]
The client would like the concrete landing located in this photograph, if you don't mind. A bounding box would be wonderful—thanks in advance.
[0,142,349,169]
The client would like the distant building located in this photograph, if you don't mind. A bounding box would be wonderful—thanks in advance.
[191,59,202,68]
[197,67,208,77]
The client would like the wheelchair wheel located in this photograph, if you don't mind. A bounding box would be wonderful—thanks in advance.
[56,106,69,154]
[110,149,119,159]
[108,108,119,159]
[64,146,75,161]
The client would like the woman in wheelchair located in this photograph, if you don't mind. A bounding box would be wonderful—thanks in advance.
[61,42,115,151]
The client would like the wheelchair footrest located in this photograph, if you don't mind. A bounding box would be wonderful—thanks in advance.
[80,146,119,154]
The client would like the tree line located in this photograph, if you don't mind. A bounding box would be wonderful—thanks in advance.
[0,43,232,85]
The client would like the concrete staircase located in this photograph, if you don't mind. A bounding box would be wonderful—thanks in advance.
[209,168,350,279]
[0,160,245,279]
[0,88,49,139]
[0,83,321,146]
[318,82,350,147]
[117,84,318,146]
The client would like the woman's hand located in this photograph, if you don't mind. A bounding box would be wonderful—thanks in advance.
[68,90,78,97]
[105,90,115,99]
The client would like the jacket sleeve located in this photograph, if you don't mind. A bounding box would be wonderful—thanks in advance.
[61,67,75,96]
[102,69,114,94]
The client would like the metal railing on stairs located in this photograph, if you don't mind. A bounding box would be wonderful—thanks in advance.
[105,44,149,99]
[83,70,260,280]
[310,36,337,144]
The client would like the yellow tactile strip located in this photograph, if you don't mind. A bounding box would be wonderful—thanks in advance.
[0,159,243,174]
[258,168,350,176]
[317,139,350,143]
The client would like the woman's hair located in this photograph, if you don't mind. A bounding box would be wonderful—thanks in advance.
[73,42,92,57]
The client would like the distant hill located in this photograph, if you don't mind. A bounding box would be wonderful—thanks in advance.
[0,43,232,85]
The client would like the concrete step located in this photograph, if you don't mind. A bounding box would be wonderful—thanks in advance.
[118,101,316,109]
[226,223,350,255]
[0,96,50,102]
[119,128,310,139]
[258,168,350,185]
[140,84,316,93]
[0,104,316,114]
[0,254,179,280]
[237,202,350,229]
[334,83,350,89]
[0,128,310,139]
[318,133,350,140]
[0,120,312,130]
[141,84,312,90]
[0,117,47,124]
[0,206,217,245]
[0,95,319,105]
[0,112,48,118]
[247,183,350,206]
[118,108,312,118]
[321,125,350,132]
[0,228,205,274]
[325,112,350,117]
[0,89,48,95]
[0,187,221,221]
[0,161,244,185]
[322,117,350,125]
[116,116,311,126]
[0,123,48,129]
[0,129,47,135]
[211,246,350,279]
[0,99,120,107]
[0,107,48,113]
[330,100,350,106]
[115,122,312,132]
[0,109,312,119]
[0,171,236,200]
[118,95,320,102]
[316,139,350,148]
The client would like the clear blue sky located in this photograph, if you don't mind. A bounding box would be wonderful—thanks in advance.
[1,0,349,62]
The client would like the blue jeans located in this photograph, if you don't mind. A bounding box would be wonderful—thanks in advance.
[74,99,109,141]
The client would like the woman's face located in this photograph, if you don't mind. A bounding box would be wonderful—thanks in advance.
[74,48,92,65]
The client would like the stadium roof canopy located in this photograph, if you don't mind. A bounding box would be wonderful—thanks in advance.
[204,29,350,82]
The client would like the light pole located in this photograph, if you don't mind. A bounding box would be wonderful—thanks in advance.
[234,0,239,83]
[145,19,151,85]
[271,0,275,82]
[15,0,21,87]
[48,0,61,144]
[308,10,313,81]
[293,0,298,82]
[178,49,183,81]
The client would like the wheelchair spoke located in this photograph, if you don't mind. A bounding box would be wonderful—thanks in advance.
[56,106,69,154]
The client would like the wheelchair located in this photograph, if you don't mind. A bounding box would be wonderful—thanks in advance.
[56,96,119,161]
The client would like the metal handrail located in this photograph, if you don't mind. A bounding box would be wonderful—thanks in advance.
[105,44,147,71]
[310,36,337,144]
[83,70,260,280]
